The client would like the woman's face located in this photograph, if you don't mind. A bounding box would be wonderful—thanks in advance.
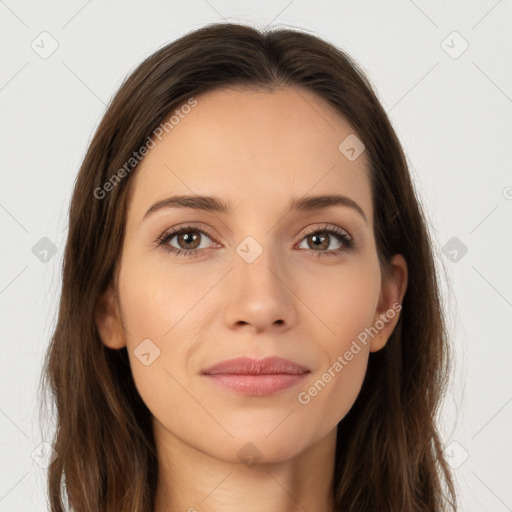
[96,86,407,463]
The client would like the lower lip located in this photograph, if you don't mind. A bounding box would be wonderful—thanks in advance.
[204,373,309,396]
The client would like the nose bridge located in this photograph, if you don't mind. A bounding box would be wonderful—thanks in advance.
[222,231,297,332]
[234,232,283,292]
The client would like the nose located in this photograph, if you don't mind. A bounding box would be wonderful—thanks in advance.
[222,240,298,334]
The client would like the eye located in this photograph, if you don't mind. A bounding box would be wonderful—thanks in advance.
[155,225,217,257]
[297,224,354,257]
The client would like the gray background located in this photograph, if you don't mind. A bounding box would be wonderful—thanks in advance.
[1,0,511,510]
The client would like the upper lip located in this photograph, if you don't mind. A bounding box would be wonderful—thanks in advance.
[201,356,311,376]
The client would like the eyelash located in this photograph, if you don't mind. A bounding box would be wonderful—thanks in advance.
[155,223,354,259]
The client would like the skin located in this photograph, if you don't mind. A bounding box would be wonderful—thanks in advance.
[95,85,408,512]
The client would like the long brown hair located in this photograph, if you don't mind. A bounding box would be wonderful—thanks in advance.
[39,22,457,511]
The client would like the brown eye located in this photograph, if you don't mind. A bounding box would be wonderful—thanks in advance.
[297,225,354,257]
[156,226,217,257]
[175,231,202,250]
[305,232,331,251]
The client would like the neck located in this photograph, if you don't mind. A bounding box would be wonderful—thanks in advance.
[153,424,337,512]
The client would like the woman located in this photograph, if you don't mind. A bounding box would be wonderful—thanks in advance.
[40,22,457,511]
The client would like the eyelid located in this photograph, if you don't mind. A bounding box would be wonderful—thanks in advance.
[299,223,353,242]
[155,223,218,247]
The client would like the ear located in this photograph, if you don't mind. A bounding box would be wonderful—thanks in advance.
[94,284,127,349]
[369,254,408,353]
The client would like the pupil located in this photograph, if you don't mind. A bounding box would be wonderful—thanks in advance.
[181,232,198,248]
[310,233,328,250]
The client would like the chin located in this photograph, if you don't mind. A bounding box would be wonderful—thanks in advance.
[196,425,315,466]
[212,437,307,466]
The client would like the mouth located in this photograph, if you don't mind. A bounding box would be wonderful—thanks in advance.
[201,356,311,396]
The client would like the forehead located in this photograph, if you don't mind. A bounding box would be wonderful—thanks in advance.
[127,86,372,225]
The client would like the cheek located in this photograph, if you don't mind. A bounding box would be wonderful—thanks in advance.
[117,255,208,346]
[298,355,369,436]
[296,255,381,341]
[115,257,215,407]
[293,260,380,427]
[296,322,372,436]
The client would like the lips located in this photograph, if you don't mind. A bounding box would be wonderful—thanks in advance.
[201,356,311,396]
[201,356,310,376]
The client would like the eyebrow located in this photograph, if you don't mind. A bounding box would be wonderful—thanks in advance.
[143,193,367,223]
